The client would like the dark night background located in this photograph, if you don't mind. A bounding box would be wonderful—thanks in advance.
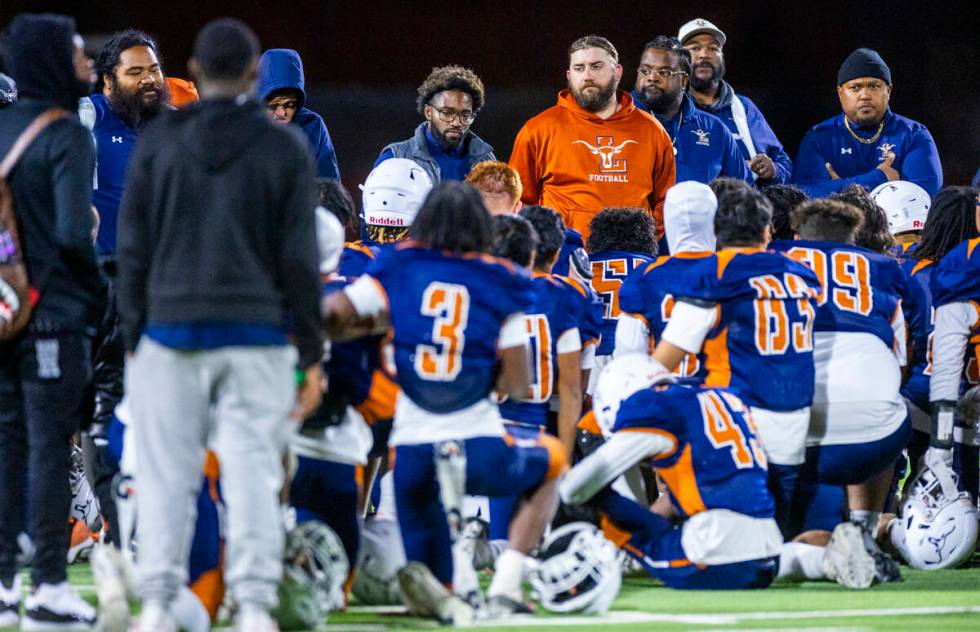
[3,1,978,203]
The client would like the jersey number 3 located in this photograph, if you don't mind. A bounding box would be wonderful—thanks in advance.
[416,282,470,381]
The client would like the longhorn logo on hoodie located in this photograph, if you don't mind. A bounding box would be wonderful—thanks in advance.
[573,137,637,179]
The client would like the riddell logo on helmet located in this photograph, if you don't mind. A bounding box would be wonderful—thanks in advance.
[368,216,406,227]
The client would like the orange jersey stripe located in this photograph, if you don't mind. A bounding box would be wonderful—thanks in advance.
[656,444,708,516]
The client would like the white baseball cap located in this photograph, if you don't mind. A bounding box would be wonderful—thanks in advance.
[870,180,931,235]
[677,18,726,47]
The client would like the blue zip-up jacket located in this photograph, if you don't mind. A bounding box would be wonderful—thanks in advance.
[257,49,340,180]
[693,81,793,185]
[632,92,752,186]
[792,110,942,198]
[79,93,137,256]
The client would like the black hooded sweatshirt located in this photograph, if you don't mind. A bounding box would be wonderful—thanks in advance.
[115,96,324,368]
[0,13,104,334]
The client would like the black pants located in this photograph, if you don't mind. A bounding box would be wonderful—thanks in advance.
[0,333,92,586]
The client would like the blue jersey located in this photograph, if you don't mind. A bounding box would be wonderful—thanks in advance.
[613,384,773,519]
[367,242,535,413]
[619,253,714,382]
[665,249,821,411]
[589,250,655,356]
[772,240,912,349]
[555,275,603,351]
[81,93,139,256]
[499,274,582,426]
[552,228,585,277]
[930,238,980,386]
[339,241,376,278]
[898,256,937,410]
[792,110,942,197]
[633,93,753,186]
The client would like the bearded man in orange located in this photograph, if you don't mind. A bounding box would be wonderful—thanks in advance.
[509,35,675,242]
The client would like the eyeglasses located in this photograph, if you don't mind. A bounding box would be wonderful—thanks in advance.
[637,67,687,79]
[429,106,476,125]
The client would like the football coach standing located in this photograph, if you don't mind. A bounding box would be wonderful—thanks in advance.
[116,18,324,631]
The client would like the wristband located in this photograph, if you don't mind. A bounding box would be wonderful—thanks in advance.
[296,368,306,386]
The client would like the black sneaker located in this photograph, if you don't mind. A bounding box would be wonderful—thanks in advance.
[22,581,96,631]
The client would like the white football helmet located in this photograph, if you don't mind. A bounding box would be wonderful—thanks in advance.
[592,353,674,436]
[315,207,344,274]
[351,517,406,605]
[870,180,931,235]
[359,158,433,228]
[530,522,621,614]
[889,463,979,570]
[273,521,349,630]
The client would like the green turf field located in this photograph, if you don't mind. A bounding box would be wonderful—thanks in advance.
[5,563,977,631]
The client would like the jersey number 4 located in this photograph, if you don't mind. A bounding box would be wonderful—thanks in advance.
[698,391,767,469]
[416,282,470,381]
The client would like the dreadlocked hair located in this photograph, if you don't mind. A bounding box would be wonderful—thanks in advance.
[367,225,411,244]
[586,207,658,256]
[830,185,894,253]
[914,186,980,261]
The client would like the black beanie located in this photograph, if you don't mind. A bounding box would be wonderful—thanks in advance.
[837,48,891,86]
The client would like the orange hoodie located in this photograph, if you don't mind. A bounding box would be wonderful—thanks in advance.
[509,90,675,241]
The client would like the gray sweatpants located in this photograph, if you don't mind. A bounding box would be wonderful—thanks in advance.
[126,337,297,610]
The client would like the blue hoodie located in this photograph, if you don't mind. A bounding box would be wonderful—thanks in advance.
[257,49,340,180]
[633,91,752,186]
[695,81,794,185]
[792,110,942,198]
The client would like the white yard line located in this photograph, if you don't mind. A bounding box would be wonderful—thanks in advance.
[348,605,980,628]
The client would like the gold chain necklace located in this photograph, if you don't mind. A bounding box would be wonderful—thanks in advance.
[843,115,885,145]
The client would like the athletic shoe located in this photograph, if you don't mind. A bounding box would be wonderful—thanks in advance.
[822,522,875,589]
[91,544,130,632]
[69,445,101,531]
[858,523,903,583]
[460,517,496,571]
[0,574,21,628]
[67,519,96,564]
[396,562,473,626]
[235,604,280,632]
[22,581,97,631]
[131,600,176,632]
[484,594,535,618]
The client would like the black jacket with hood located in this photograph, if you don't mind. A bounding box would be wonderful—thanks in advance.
[116,96,324,368]
[0,14,104,334]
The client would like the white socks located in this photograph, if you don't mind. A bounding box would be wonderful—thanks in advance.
[488,549,526,601]
[849,510,881,533]
[777,542,828,581]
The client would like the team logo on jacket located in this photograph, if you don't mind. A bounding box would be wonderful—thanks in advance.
[573,137,637,180]
[841,147,853,155]
[878,143,895,159]
[692,129,710,146]
[112,136,123,143]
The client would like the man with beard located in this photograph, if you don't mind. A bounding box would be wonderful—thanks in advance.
[375,65,494,184]
[510,35,674,241]
[631,36,751,187]
[678,18,793,185]
[79,29,169,257]
[792,48,942,198]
